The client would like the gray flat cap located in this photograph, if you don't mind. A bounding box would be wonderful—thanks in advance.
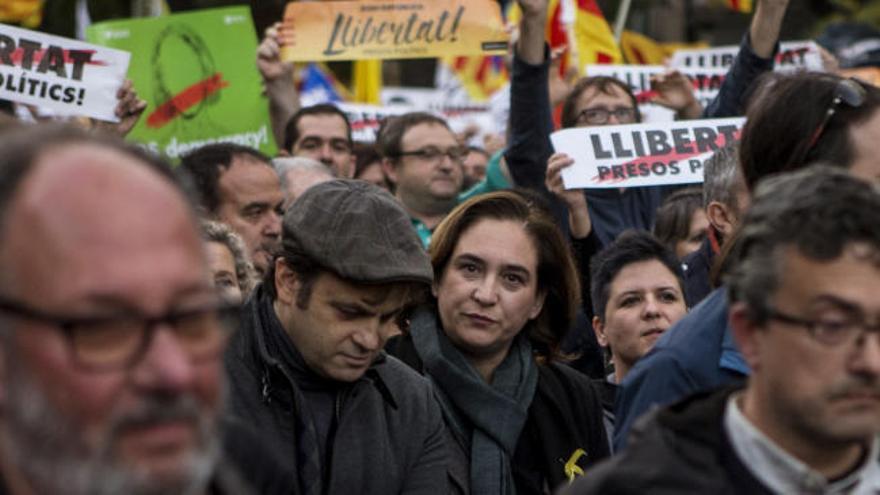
[282,179,432,285]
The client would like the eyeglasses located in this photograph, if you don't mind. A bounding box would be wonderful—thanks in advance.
[576,107,637,125]
[396,146,468,164]
[767,306,880,348]
[0,296,238,372]
[798,78,867,164]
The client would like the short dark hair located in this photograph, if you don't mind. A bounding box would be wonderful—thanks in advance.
[726,166,880,324]
[178,143,271,214]
[375,112,451,163]
[283,103,353,152]
[590,230,685,320]
[739,73,880,191]
[561,76,642,129]
[430,189,580,361]
[653,187,704,255]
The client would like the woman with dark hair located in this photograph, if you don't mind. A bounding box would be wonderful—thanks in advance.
[653,187,709,259]
[389,190,609,494]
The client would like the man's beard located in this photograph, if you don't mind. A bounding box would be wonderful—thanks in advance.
[0,360,222,495]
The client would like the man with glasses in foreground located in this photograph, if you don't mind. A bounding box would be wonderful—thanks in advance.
[0,125,289,495]
[564,166,880,493]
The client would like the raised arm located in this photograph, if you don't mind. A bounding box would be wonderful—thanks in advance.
[257,22,300,151]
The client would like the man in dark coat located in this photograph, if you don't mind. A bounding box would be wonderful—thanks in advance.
[225,179,447,495]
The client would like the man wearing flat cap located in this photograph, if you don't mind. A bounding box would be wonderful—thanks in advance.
[225,179,447,495]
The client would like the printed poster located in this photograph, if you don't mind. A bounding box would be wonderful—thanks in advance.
[87,6,275,158]
[0,23,130,121]
[551,117,746,189]
[279,0,508,62]
[670,41,824,73]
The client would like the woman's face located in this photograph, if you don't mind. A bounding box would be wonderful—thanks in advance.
[434,218,546,361]
[205,241,242,304]
[594,259,687,374]
[674,208,709,259]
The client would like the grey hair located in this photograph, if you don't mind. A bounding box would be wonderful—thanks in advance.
[272,156,335,190]
[725,165,880,324]
[201,220,258,296]
[702,141,742,210]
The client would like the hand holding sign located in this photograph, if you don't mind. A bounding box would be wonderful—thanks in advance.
[546,152,592,239]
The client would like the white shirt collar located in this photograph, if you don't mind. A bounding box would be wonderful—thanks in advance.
[724,392,880,494]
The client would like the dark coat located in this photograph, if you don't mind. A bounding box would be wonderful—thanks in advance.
[224,287,448,495]
[560,387,772,495]
[387,334,610,494]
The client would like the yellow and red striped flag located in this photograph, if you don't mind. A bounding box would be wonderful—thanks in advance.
[725,0,753,13]
[572,0,623,69]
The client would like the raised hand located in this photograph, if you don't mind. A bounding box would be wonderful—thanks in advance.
[650,70,702,119]
[546,152,592,238]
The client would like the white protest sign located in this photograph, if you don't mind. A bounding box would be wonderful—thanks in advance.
[0,23,130,121]
[337,102,410,142]
[670,41,824,73]
[585,64,728,120]
[551,117,745,189]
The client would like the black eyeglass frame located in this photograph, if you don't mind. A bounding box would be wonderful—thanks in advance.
[394,146,469,163]
[0,295,237,372]
[575,106,638,126]
[766,306,880,347]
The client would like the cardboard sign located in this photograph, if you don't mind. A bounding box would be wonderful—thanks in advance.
[585,64,728,113]
[87,6,275,158]
[551,117,745,189]
[338,102,410,142]
[279,0,508,62]
[670,41,824,73]
[0,23,129,121]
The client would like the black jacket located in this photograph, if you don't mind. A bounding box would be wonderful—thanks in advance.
[224,286,448,495]
[388,334,610,494]
[560,387,772,495]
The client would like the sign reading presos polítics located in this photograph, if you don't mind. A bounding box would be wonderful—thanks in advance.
[279,0,508,62]
[670,41,824,73]
[584,64,729,119]
[551,117,745,189]
[0,23,130,121]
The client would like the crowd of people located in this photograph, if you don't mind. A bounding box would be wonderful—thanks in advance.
[1,0,880,493]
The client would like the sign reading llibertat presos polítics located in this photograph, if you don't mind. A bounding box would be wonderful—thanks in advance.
[0,23,130,121]
[551,117,745,189]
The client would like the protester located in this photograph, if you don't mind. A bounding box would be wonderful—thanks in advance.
[179,143,284,276]
[564,166,880,494]
[225,179,447,495]
[461,146,490,189]
[377,112,512,247]
[388,190,610,493]
[0,124,293,495]
[682,142,747,306]
[613,72,880,451]
[272,156,334,210]
[282,104,355,178]
[653,187,709,260]
[202,220,258,304]
[588,230,687,449]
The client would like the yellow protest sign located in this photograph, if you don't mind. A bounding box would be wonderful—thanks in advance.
[279,0,508,62]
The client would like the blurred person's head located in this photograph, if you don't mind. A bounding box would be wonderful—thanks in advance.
[702,142,748,243]
[0,124,231,495]
[179,143,283,276]
[201,220,258,304]
[727,167,880,473]
[429,190,580,378]
[265,180,432,383]
[461,146,489,190]
[591,230,686,381]
[272,156,334,210]
[283,103,354,178]
[653,187,709,259]
[561,76,641,129]
[353,142,391,191]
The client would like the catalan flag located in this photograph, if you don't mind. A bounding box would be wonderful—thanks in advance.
[572,0,623,69]
[0,0,43,28]
[620,30,708,65]
[506,0,574,74]
[725,0,753,13]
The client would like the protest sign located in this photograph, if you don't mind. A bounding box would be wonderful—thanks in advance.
[551,117,745,189]
[279,0,508,62]
[670,41,824,73]
[338,102,410,142]
[87,6,275,158]
[0,23,129,121]
[585,64,728,112]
